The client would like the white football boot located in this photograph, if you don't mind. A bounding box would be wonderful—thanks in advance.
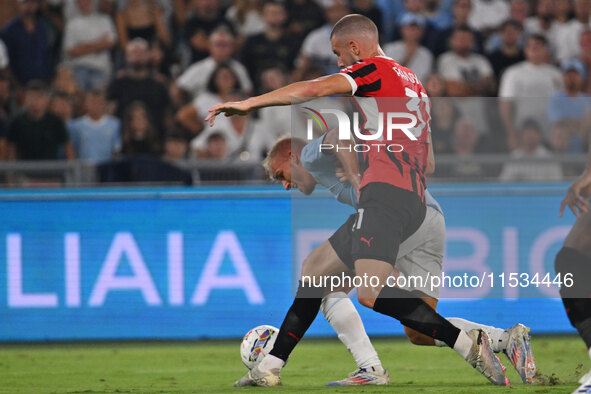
[325,366,390,386]
[503,323,537,384]
[234,365,282,387]
[466,329,510,386]
[573,369,591,393]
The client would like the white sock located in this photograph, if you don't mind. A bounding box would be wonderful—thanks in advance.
[321,292,383,370]
[453,330,473,360]
[258,354,285,373]
[446,317,507,353]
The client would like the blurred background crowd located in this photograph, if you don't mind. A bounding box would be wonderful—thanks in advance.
[0,0,589,185]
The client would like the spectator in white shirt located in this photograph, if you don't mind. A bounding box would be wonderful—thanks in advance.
[176,62,242,137]
[523,0,559,56]
[256,67,293,147]
[499,34,563,150]
[437,26,495,97]
[171,28,252,105]
[580,29,591,93]
[0,39,8,72]
[292,0,349,81]
[437,25,495,134]
[226,0,267,38]
[62,0,117,90]
[449,118,485,178]
[554,0,591,63]
[499,119,563,182]
[468,0,510,34]
[47,0,100,22]
[555,0,574,25]
[383,13,433,82]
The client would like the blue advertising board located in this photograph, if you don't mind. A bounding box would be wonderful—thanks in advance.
[0,184,577,341]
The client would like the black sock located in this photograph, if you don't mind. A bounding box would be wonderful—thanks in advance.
[575,317,591,349]
[555,247,591,348]
[269,281,324,361]
[373,286,461,347]
[562,298,591,349]
[555,247,591,298]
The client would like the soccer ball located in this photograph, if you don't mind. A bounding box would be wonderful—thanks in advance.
[240,325,279,370]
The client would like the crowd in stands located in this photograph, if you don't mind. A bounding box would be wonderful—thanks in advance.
[0,0,589,184]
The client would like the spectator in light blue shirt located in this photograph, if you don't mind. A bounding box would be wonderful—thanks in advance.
[547,60,591,153]
[548,60,591,124]
[68,90,121,163]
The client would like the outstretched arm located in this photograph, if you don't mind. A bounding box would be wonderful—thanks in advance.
[205,74,353,126]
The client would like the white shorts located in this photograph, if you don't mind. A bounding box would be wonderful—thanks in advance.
[394,205,445,299]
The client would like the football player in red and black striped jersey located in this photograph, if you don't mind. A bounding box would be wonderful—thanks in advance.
[208,14,508,388]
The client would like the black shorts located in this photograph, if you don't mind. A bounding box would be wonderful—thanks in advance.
[329,182,426,269]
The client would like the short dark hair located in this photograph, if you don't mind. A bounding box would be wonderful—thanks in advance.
[526,33,548,46]
[210,25,235,39]
[263,0,284,9]
[330,14,378,39]
[165,129,187,142]
[207,132,227,144]
[500,19,522,31]
[453,25,474,36]
[86,88,106,98]
[50,90,71,101]
[25,80,47,93]
[207,62,242,94]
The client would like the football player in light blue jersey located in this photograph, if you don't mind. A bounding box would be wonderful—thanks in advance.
[262,130,537,385]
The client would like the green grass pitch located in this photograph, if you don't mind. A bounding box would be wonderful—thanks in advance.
[0,335,588,393]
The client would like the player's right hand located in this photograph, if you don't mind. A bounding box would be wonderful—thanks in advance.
[206,101,251,127]
[560,172,591,217]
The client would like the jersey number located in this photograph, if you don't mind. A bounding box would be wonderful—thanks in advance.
[353,208,365,231]
[404,87,430,139]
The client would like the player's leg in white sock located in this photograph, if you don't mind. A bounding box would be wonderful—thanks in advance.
[452,330,473,359]
[321,292,383,370]
[257,354,285,373]
[444,318,508,353]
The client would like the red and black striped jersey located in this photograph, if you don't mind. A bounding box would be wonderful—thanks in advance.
[338,56,431,201]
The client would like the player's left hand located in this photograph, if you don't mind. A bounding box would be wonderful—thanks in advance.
[334,163,348,183]
[560,173,591,217]
[205,101,250,127]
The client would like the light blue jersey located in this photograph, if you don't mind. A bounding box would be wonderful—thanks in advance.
[68,115,121,163]
[300,134,443,214]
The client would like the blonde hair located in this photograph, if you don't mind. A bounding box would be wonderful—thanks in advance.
[262,136,307,179]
